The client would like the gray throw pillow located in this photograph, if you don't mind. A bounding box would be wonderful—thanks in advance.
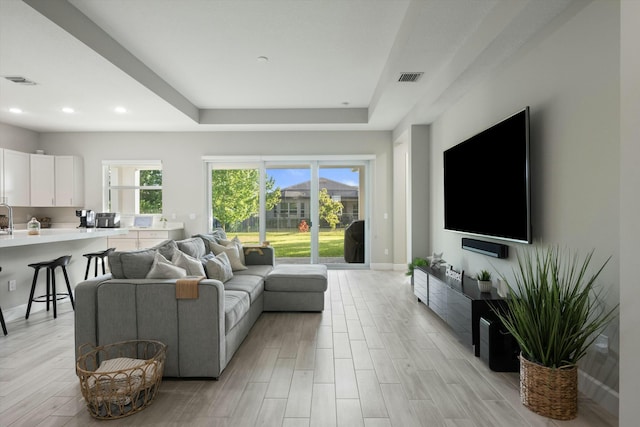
[205,252,233,282]
[176,237,207,259]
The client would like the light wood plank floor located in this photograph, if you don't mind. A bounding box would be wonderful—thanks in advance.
[0,270,618,426]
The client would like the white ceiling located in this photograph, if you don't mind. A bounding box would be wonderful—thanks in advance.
[0,0,577,133]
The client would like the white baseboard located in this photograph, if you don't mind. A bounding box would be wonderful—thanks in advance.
[370,262,393,270]
[579,370,619,417]
[392,263,407,272]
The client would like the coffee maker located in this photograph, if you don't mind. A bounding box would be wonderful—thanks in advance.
[76,209,95,228]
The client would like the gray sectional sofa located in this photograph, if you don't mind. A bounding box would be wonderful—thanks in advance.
[74,232,327,379]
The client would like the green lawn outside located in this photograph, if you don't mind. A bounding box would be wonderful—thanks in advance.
[233,230,345,257]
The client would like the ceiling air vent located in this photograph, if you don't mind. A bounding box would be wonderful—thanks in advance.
[4,76,37,85]
[398,72,423,83]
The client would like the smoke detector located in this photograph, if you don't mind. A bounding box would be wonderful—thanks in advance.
[4,76,37,85]
[398,72,423,83]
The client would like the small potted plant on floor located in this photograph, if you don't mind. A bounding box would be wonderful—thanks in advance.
[476,269,492,293]
[491,246,618,420]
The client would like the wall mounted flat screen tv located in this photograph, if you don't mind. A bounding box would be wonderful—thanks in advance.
[443,107,531,244]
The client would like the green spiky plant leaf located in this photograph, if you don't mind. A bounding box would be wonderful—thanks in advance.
[406,257,430,276]
[491,246,618,368]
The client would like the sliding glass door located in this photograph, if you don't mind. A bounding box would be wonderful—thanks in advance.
[207,157,370,267]
[265,165,312,263]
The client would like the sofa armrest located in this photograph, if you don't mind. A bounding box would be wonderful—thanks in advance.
[244,246,275,266]
[74,273,113,361]
[75,277,227,378]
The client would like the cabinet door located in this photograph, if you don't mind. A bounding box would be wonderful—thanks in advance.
[55,156,84,206]
[3,149,30,206]
[413,268,429,303]
[30,154,55,206]
[427,275,448,320]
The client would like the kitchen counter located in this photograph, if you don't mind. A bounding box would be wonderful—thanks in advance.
[0,228,129,248]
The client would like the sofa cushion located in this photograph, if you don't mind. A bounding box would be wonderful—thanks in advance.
[265,264,328,292]
[205,252,233,283]
[108,240,178,279]
[172,249,206,276]
[224,274,264,303]
[233,264,273,278]
[109,248,155,279]
[176,237,207,259]
[147,252,187,279]
[224,290,250,334]
[153,239,179,259]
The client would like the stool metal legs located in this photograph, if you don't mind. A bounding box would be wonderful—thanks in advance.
[26,256,74,320]
[0,306,7,335]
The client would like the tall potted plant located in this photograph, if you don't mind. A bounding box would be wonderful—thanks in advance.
[491,246,618,420]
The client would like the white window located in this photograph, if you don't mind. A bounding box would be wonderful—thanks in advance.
[103,161,163,215]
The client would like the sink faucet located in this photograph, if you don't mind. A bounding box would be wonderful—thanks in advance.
[0,201,13,235]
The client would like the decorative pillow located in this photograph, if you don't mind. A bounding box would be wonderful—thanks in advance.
[172,250,206,276]
[151,239,178,260]
[218,237,246,266]
[209,241,247,271]
[176,237,207,259]
[205,252,233,282]
[200,252,216,274]
[146,252,187,279]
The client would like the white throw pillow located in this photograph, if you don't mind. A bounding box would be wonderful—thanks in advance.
[218,236,246,266]
[146,252,187,279]
[205,252,233,282]
[172,249,206,276]
[209,241,247,271]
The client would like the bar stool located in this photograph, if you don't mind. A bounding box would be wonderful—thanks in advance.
[0,266,6,335]
[83,248,115,280]
[26,255,74,319]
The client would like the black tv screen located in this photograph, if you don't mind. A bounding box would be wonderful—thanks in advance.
[443,107,531,243]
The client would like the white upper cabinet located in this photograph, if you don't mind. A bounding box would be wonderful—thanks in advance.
[55,156,84,207]
[3,149,30,206]
[30,154,55,207]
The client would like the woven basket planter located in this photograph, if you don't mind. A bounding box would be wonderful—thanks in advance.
[519,354,578,420]
[76,340,166,419]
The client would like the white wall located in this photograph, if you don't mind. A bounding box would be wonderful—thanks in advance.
[424,0,620,409]
[0,122,38,152]
[38,130,394,266]
[619,0,640,424]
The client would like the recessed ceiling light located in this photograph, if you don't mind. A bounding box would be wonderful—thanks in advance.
[9,107,23,114]
[342,102,350,106]
[114,106,127,114]
[257,56,269,63]
[62,107,75,114]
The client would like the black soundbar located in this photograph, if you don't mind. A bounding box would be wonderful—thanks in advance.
[462,238,509,258]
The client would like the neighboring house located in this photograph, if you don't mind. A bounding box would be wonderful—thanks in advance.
[267,178,359,229]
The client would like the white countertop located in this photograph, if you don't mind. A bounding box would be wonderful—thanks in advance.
[0,228,129,248]
[125,225,184,231]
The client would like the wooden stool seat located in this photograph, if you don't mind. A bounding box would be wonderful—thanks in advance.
[26,255,74,319]
[83,248,115,280]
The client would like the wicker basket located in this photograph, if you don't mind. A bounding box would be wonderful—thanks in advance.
[519,354,578,420]
[76,340,166,419]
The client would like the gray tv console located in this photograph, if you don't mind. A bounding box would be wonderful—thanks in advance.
[413,266,506,357]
